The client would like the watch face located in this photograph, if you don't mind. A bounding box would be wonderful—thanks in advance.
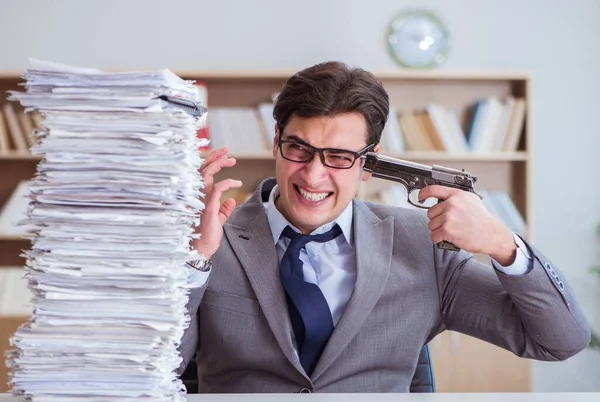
[387,9,450,68]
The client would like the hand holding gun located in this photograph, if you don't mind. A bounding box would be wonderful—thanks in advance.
[362,152,482,251]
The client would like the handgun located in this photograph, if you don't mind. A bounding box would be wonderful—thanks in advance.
[362,152,482,252]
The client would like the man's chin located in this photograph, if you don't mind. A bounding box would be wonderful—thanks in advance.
[290,214,330,233]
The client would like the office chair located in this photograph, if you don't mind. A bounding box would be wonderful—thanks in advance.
[409,344,435,393]
[181,344,435,393]
[181,358,199,394]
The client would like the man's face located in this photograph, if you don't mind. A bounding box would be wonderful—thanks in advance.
[272,113,377,234]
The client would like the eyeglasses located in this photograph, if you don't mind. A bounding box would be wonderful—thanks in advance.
[278,138,374,169]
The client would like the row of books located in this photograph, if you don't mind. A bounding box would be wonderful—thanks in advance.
[0,103,42,154]
[206,105,273,153]
[199,98,525,154]
[467,97,526,153]
[0,96,525,156]
[388,97,525,153]
[367,186,526,235]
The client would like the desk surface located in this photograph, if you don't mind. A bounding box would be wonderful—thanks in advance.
[2,393,599,402]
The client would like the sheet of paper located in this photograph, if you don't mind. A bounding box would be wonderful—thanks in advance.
[5,58,208,401]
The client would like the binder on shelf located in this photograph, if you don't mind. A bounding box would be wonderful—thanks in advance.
[0,109,10,153]
[2,103,28,153]
[379,107,405,152]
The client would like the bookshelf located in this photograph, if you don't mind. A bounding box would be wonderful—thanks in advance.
[0,69,532,393]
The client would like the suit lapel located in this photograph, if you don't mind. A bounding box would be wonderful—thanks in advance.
[311,200,393,382]
[223,179,308,379]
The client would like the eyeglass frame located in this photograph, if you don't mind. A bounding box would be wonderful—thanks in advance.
[277,136,375,169]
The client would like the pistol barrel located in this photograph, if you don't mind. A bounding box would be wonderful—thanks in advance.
[363,152,478,190]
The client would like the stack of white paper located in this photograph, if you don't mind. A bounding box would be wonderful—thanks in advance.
[5,58,207,402]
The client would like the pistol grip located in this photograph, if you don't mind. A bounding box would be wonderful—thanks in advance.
[437,240,460,251]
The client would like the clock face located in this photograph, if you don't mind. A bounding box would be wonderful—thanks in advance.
[387,9,449,68]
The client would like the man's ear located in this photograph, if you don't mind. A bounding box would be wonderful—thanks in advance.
[361,143,380,182]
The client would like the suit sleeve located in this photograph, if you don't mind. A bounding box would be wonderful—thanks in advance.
[491,232,531,275]
[435,233,591,361]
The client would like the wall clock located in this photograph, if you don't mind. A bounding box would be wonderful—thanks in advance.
[387,9,450,69]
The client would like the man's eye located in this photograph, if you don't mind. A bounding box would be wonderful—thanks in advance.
[329,154,353,162]
[290,143,307,151]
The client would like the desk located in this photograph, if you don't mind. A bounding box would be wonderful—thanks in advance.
[1,393,599,401]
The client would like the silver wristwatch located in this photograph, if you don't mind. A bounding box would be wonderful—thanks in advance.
[186,255,212,272]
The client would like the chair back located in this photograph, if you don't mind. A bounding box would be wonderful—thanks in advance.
[409,344,435,393]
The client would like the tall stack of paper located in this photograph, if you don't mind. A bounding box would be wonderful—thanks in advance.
[4,59,207,402]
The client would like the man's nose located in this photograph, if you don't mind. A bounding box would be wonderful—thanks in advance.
[302,152,328,179]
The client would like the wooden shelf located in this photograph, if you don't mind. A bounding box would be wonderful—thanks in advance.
[0,153,40,161]
[0,68,533,393]
[0,235,29,241]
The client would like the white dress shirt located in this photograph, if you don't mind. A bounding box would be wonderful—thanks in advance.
[188,184,533,318]
[265,185,356,325]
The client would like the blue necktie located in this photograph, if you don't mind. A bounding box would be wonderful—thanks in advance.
[280,224,342,376]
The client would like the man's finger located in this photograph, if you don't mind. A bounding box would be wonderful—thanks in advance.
[202,157,237,179]
[426,201,446,220]
[418,185,456,203]
[427,214,445,232]
[200,147,229,172]
[205,179,243,212]
[430,227,450,245]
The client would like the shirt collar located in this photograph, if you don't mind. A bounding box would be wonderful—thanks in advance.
[265,184,353,246]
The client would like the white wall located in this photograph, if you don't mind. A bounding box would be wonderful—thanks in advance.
[1,0,599,392]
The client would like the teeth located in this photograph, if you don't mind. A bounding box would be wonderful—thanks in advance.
[298,187,329,202]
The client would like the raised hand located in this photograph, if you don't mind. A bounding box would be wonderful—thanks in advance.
[418,185,517,265]
[192,146,243,259]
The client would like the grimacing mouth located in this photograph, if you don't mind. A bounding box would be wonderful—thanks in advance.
[293,184,334,200]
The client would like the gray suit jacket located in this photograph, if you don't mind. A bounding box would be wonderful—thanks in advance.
[178,178,590,393]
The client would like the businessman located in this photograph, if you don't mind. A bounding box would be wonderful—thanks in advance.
[178,61,591,393]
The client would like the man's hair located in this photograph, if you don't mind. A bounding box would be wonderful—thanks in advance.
[273,61,389,146]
